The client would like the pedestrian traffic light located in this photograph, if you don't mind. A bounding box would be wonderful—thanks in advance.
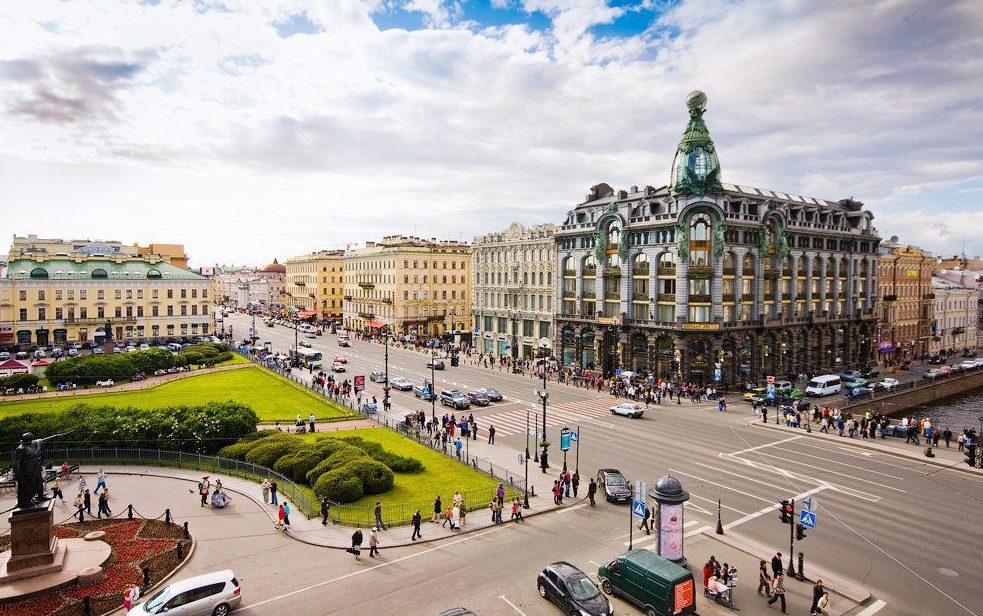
[779,500,793,524]
[965,443,978,468]
[796,524,807,540]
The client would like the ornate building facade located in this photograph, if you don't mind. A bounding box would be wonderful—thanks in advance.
[876,241,935,362]
[553,91,881,385]
[930,276,978,354]
[471,222,556,359]
[284,250,344,320]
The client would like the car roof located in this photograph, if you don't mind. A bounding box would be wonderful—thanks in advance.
[546,561,587,578]
[161,570,235,594]
[598,468,623,475]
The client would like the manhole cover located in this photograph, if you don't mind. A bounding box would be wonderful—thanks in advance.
[938,568,958,577]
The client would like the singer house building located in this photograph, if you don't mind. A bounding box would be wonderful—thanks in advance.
[553,91,881,386]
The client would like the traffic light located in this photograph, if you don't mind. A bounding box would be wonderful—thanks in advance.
[779,500,793,524]
[796,524,807,540]
[966,443,978,468]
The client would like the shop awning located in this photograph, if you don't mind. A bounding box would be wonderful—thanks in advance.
[298,311,317,319]
[365,319,385,329]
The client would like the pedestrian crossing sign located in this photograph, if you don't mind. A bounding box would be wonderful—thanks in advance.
[570,431,578,442]
[632,500,646,519]
[799,510,817,529]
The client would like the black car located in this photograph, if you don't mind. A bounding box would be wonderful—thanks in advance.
[467,391,490,406]
[928,355,944,365]
[597,469,631,503]
[964,349,978,358]
[859,367,880,379]
[427,359,446,370]
[537,561,612,616]
[476,387,503,401]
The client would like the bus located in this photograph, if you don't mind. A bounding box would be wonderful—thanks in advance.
[295,347,322,368]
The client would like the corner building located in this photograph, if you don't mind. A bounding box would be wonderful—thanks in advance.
[554,91,881,385]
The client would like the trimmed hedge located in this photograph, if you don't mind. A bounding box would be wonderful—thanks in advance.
[344,458,395,495]
[0,401,257,454]
[274,448,324,484]
[0,373,40,390]
[244,439,306,468]
[313,468,364,503]
[340,436,424,473]
[44,343,231,385]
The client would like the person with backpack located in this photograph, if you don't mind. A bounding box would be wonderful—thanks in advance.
[349,528,363,559]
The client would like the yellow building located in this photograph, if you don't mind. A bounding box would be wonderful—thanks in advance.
[284,250,344,320]
[876,242,935,361]
[343,236,470,336]
[10,234,189,270]
[0,254,212,348]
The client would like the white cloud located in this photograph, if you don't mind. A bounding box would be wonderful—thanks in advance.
[0,0,981,266]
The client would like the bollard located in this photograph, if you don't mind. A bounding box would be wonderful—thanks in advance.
[715,498,724,535]
[128,504,134,520]
[797,552,805,581]
[183,521,190,539]
[82,596,92,616]
[143,566,150,587]
[165,508,172,524]
[176,541,184,560]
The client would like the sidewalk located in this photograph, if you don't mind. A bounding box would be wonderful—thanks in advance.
[61,465,564,550]
[745,410,983,476]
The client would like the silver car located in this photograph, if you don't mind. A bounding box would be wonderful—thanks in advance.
[132,570,241,616]
[609,402,644,419]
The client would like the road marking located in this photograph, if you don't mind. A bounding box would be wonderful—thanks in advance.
[239,526,507,611]
[727,435,802,455]
[555,502,590,514]
[622,521,697,545]
[855,600,887,616]
[719,453,881,502]
[723,486,825,531]
[689,493,747,516]
[589,560,602,568]
[766,445,903,480]
[684,501,712,516]
[685,525,712,538]
[499,595,528,615]
[839,447,874,457]
[736,450,907,492]
[667,468,775,504]
[695,461,819,493]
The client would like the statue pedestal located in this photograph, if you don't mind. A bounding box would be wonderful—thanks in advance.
[5,500,62,575]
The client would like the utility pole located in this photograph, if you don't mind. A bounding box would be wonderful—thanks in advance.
[787,498,797,577]
[430,348,437,421]
[383,325,390,414]
[523,409,530,509]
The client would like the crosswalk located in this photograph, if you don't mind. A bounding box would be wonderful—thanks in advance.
[480,398,627,437]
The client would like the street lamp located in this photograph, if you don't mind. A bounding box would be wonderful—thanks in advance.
[536,337,551,473]
[509,308,520,372]
[523,408,531,509]
[383,324,391,414]
[430,347,437,421]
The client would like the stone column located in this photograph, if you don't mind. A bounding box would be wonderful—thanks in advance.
[620,253,631,318]
[789,252,800,316]
[649,248,658,315]
[845,256,856,316]
[711,249,723,321]
[574,255,583,315]
[734,249,745,321]
[804,252,815,313]
[818,257,828,315]
[753,250,764,320]
[675,252,689,321]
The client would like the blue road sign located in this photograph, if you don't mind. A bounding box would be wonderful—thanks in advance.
[632,500,646,519]
[799,510,817,529]
[570,431,578,442]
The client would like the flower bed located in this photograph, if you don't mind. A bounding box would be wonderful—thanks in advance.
[0,519,191,616]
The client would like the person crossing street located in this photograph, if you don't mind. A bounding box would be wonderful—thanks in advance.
[587,478,597,507]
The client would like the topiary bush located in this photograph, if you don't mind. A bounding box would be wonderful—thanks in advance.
[323,446,368,471]
[340,436,424,473]
[273,448,323,484]
[243,438,305,468]
[217,441,263,460]
[313,468,364,503]
[3,373,40,390]
[343,458,395,495]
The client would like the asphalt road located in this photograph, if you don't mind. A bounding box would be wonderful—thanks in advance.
[223,313,983,616]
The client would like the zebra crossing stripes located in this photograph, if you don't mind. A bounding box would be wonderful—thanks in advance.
[482,399,621,436]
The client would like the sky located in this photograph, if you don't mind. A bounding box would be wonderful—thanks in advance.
[0,0,981,268]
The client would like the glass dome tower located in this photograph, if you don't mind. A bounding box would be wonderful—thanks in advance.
[669,90,723,197]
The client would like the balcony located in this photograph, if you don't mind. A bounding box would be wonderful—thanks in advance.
[689,265,712,277]
[689,294,711,303]
[883,294,897,302]
[782,293,791,301]
[343,295,353,301]
[563,270,576,277]
[923,293,935,300]
[657,294,676,303]
[358,282,375,289]
[583,292,596,299]
[722,293,736,303]
[740,294,755,302]
[294,280,305,286]
[657,266,677,277]
[722,267,735,276]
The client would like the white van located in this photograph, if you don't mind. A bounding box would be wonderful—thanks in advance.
[132,569,241,616]
[806,375,841,397]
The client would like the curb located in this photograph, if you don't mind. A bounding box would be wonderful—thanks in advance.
[750,421,983,477]
[696,528,870,605]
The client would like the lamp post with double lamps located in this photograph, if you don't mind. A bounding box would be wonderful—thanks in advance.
[536,337,551,472]
[383,325,391,414]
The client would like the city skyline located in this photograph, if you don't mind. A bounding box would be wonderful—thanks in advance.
[1,0,981,267]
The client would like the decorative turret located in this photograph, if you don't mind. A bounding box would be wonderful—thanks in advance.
[669,90,723,197]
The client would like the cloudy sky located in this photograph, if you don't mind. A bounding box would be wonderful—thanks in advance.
[1,0,981,267]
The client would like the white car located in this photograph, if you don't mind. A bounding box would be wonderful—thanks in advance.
[298,340,312,348]
[610,402,644,419]
[96,379,114,388]
[139,343,150,351]
[878,377,900,390]
[131,569,241,616]
[126,345,137,352]
[959,360,977,371]
[331,362,346,372]
[389,377,412,391]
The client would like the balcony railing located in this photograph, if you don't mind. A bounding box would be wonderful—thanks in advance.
[689,294,711,303]
[740,294,755,302]
[657,294,676,303]
[781,293,791,301]
[722,267,735,276]
[688,265,712,277]
[883,294,897,302]
[722,293,736,303]
[358,282,375,289]
[657,266,677,276]
[294,280,306,286]
[563,270,576,277]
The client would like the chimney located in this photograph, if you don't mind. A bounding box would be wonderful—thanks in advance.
[630,185,638,193]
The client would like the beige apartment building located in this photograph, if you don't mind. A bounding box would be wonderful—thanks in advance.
[10,234,190,269]
[343,236,470,336]
[876,242,935,362]
[0,254,212,347]
[930,276,977,354]
[284,250,344,320]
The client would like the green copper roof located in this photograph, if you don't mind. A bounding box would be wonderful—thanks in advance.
[5,258,205,281]
[670,90,723,197]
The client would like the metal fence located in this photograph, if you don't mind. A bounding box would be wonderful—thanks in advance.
[841,363,983,413]
[0,447,320,520]
[327,483,521,528]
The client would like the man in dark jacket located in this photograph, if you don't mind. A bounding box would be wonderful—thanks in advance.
[587,478,597,507]
[349,528,363,559]
[411,510,423,541]
[771,552,783,578]
[810,579,825,614]
[320,497,330,525]
[432,496,442,523]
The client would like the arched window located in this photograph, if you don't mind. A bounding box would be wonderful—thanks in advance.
[689,214,712,266]
[583,255,597,277]
[147,269,163,279]
[29,268,48,279]
[633,253,650,276]
[742,253,755,273]
[606,253,620,270]
[607,226,620,248]
[722,252,735,273]
[562,257,573,275]
[659,251,676,273]
[91,269,108,279]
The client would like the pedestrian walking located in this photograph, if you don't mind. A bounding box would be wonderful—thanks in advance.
[78,476,87,494]
[442,505,453,528]
[261,478,271,504]
[810,579,825,614]
[97,490,111,518]
[767,572,787,612]
[374,501,386,530]
[309,413,316,433]
[83,488,92,515]
[432,495,442,523]
[572,472,580,497]
[277,504,286,530]
[95,468,108,493]
[771,552,783,578]
[198,480,209,507]
[270,479,279,505]
[321,497,330,525]
[454,438,463,459]
[587,478,597,506]
[638,507,652,534]
[488,424,496,444]
[496,483,506,505]
[51,476,64,502]
[563,469,572,498]
[282,501,291,526]
[349,528,363,558]
[757,560,773,597]
[368,527,380,557]
[411,510,423,541]
[511,497,524,522]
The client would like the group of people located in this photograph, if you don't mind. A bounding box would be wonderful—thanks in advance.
[69,467,112,520]
[550,468,579,504]
[196,476,232,509]
[755,553,829,615]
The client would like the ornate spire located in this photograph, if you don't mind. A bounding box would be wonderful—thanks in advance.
[670,90,723,197]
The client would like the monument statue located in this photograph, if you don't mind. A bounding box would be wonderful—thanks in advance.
[104,319,113,342]
[12,432,66,511]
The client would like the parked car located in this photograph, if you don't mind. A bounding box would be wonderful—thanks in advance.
[610,402,644,419]
[126,346,137,353]
[959,360,977,371]
[333,355,348,364]
[467,391,491,406]
[337,338,351,347]
[71,342,83,350]
[0,352,10,360]
[305,332,317,339]
[413,385,435,401]
[139,343,151,351]
[298,340,312,348]
[928,355,944,365]
[426,359,446,370]
[130,569,241,616]
[597,550,696,616]
[963,349,978,358]
[369,371,387,383]
[859,367,880,379]
[92,348,104,355]
[845,386,872,399]
[96,380,114,388]
[839,370,864,382]
[537,561,612,616]
[390,377,413,391]
[67,348,79,357]
[331,362,346,373]
[596,469,631,503]
[475,387,503,401]
[974,358,983,368]
[842,378,869,389]
[924,368,945,379]
[439,389,470,410]
[876,377,900,391]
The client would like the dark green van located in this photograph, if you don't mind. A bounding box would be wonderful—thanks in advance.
[597,550,696,616]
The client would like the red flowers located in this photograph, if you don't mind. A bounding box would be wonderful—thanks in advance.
[0,519,189,616]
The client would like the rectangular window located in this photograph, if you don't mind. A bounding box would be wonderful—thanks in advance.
[583,300,596,317]
[126,306,133,317]
[19,308,27,320]
[137,289,143,299]
[38,308,46,320]
[115,307,122,318]
[55,290,63,301]
[202,289,208,298]
[80,290,86,300]
[181,305,187,316]
[152,289,158,299]
[126,289,132,299]
[18,290,26,301]
[523,319,534,336]
[152,306,159,317]
[167,306,174,316]
[497,317,507,332]
[167,289,173,299]
[180,289,187,299]
[192,305,198,315]
[38,290,45,301]
[80,307,88,318]
[97,307,104,318]
[192,289,197,298]
[115,290,122,300]
[55,307,63,319]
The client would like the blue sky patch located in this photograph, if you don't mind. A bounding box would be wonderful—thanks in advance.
[273,12,324,38]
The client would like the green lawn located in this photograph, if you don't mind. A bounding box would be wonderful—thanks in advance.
[305,429,517,524]
[0,366,356,422]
